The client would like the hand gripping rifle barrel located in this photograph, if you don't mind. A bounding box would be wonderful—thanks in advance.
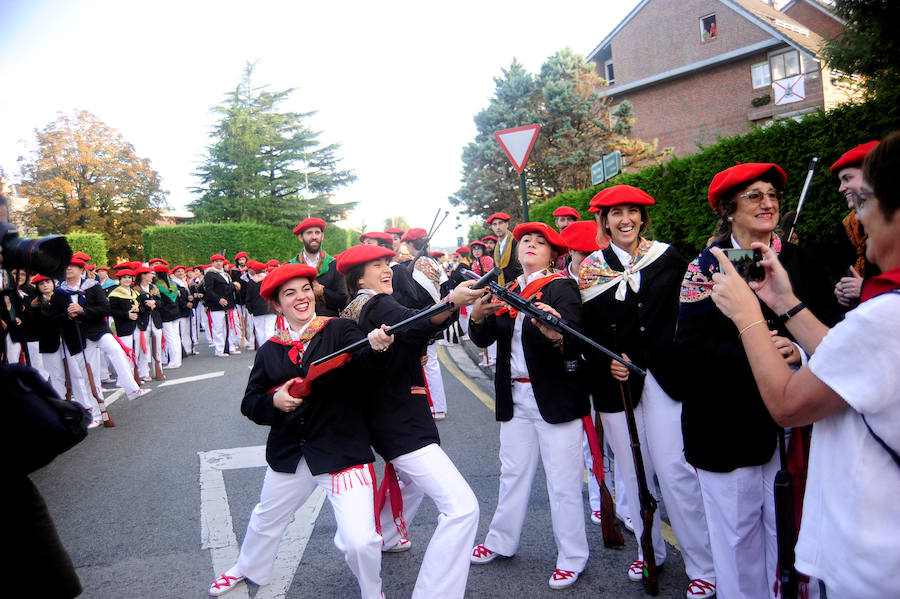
[461,269,645,377]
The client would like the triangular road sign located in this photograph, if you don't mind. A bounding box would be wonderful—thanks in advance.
[494,124,541,174]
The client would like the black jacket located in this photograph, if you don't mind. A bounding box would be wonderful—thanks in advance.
[356,293,445,461]
[108,287,140,337]
[581,245,686,412]
[672,239,842,473]
[32,297,62,354]
[317,259,348,317]
[229,267,248,306]
[390,264,434,309]
[244,278,271,317]
[156,281,180,323]
[204,270,237,311]
[47,283,111,355]
[469,276,589,424]
[241,318,381,475]
[135,285,162,330]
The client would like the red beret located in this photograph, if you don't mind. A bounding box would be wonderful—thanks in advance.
[552,206,581,219]
[512,222,568,255]
[134,265,153,275]
[430,251,445,258]
[72,251,91,261]
[114,261,130,270]
[293,217,327,235]
[210,254,225,262]
[830,141,880,174]
[359,231,394,244]
[589,185,655,212]
[193,265,206,271]
[259,264,319,301]
[486,212,511,224]
[234,251,248,260]
[266,259,280,267]
[246,260,266,271]
[148,258,168,265]
[171,265,185,271]
[31,274,51,284]
[469,240,486,249]
[401,228,428,242]
[116,269,136,277]
[456,246,470,255]
[152,264,170,274]
[482,235,498,243]
[336,245,396,275]
[70,258,87,268]
[385,227,405,235]
[707,163,786,210]
[560,220,604,253]
[85,264,95,271]
[95,265,109,272]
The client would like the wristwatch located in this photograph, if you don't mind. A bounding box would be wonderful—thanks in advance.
[777,301,806,324]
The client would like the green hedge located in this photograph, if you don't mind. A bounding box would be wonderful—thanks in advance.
[65,231,108,266]
[530,93,900,273]
[141,222,359,266]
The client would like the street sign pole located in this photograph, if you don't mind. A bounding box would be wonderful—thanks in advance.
[520,172,528,221]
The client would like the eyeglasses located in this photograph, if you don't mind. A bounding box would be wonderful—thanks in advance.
[848,190,876,212]
[738,190,783,204]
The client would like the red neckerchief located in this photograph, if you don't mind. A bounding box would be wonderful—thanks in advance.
[268,316,333,364]
[860,266,900,303]
[495,273,564,319]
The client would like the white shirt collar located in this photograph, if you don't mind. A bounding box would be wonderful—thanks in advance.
[610,242,635,268]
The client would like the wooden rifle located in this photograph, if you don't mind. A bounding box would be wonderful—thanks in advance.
[61,337,73,401]
[69,298,115,427]
[151,329,164,380]
[611,323,657,595]
[582,414,626,547]
[407,209,449,273]
[286,301,456,398]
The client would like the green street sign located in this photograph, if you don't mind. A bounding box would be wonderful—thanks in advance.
[591,159,605,185]
[603,151,621,180]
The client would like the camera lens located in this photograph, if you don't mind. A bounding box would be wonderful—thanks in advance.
[3,234,73,279]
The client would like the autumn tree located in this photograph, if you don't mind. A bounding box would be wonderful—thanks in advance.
[450,49,664,221]
[191,63,356,227]
[18,110,166,261]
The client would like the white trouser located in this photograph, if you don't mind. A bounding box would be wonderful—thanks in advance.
[177,316,192,354]
[377,443,478,599]
[235,459,382,598]
[210,309,239,355]
[485,381,588,572]
[87,333,139,396]
[253,314,276,348]
[697,453,779,599]
[599,371,715,580]
[22,341,48,379]
[161,320,181,368]
[62,345,100,416]
[458,310,470,337]
[424,344,446,414]
[41,347,68,400]
[135,325,163,377]
[5,336,22,364]
[487,341,497,363]
[582,430,630,518]
[190,309,201,350]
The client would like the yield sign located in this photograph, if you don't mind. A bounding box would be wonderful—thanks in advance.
[494,124,541,174]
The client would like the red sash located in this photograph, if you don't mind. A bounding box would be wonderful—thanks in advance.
[494,273,564,319]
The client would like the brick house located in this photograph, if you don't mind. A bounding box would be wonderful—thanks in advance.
[781,0,843,40]
[587,0,861,156]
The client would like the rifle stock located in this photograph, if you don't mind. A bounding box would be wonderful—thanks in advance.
[775,429,799,599]
[151,330,164,380]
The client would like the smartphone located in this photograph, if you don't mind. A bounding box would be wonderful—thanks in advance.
[721,248,764,281]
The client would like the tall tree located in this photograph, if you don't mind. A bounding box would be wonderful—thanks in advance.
[821,0,900,99]
[450,50,665,221]
[18,110,166,260]
[191,63,356,227]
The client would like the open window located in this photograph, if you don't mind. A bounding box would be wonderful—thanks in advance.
[701,14,717,42]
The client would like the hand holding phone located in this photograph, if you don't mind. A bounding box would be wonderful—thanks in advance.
[721,248,764,281]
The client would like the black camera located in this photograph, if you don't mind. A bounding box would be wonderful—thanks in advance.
[0,222,72,280]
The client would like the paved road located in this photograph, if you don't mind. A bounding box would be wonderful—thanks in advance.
[31,334,690,598]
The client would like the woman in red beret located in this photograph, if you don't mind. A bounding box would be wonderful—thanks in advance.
[468,222,590,590]
[675,163,841,598]
[337,244,483,599]
[134,266,164,381]
[578,185,716,597]
[108,269,143,382]
[209,263,394,598]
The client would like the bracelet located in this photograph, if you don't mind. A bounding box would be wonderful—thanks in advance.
[738,319,766,338]
[778,301,807,324]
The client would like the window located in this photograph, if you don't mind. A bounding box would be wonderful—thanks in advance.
[701,14,717,42]
[751,62,771,88]
[605,61,615,84]
[770,50,801,81]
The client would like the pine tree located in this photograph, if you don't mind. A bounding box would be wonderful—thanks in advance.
[191,63,356,227]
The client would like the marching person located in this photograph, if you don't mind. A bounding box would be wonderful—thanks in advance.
[289,217,348,316]
[29,274,68,399]
[829,141,881,308]
[706,131,900,599]
[361,232,431,310]
[208,263,396,598]
[578,185,716,598]
[676,163,841,598]
[107,268,142,384]
[481,235,498,258]
[552,206,581,270]
[401,227,450,420]
[337,244,482,599]
[230,251,252,347]
[95,265,116,293]
[171,265,195,356]
[190,265,209,352]
[468,240,496,367]
[154,264,182,369]
[487,212,522,286]
[468,222,590,590]
[135,265,164,379]
[204,254,241,357]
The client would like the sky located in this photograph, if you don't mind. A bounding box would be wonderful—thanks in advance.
[0,0,640,248]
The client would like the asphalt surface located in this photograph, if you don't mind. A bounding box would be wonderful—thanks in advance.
[31,332,691,598]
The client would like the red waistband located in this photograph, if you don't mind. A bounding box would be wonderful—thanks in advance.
[513,378,531,383]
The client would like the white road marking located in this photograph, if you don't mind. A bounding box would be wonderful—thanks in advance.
[199,446,325,599]
[159,371,225,387]
[103,388,124,407]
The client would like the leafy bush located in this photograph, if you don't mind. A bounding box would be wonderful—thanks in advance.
[141,222,359,265]
[530,93,900,274]
[65,231,108,266]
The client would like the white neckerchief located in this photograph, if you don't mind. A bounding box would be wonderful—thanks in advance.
[610,242,642,291]
[579,240,668,303]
